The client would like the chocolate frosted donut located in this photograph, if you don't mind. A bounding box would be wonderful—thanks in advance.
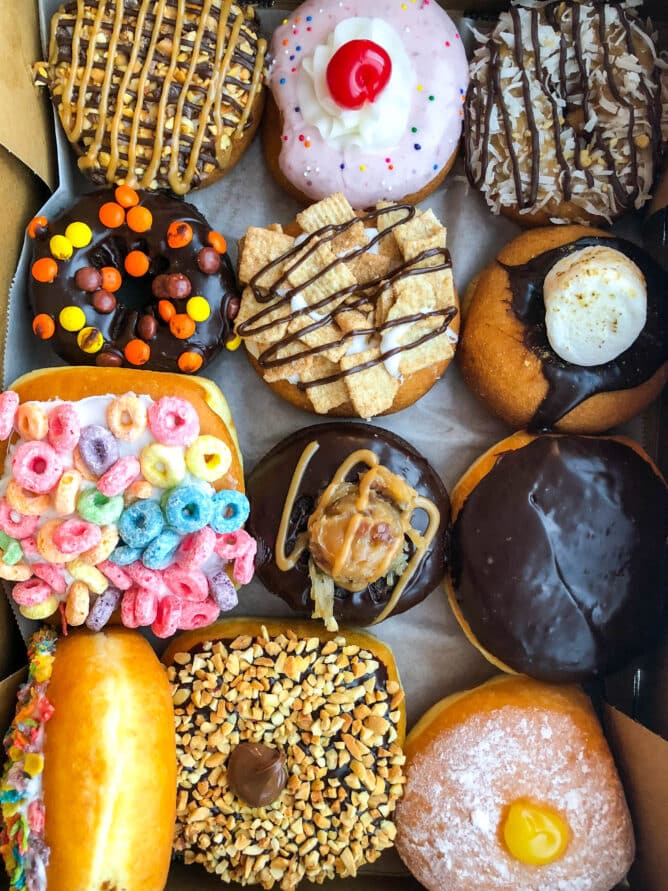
[246,423,449,627]
[35,0,266,194]
[28,188,239,373]
[447,433,668,682]
[464,0,664,225]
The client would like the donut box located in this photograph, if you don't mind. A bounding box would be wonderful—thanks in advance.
[0,1,666,890]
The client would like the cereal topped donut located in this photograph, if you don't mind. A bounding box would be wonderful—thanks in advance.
[465,0,664,225]
[264,0,468,208]
[28,188,239,373]
[34,0,266,194]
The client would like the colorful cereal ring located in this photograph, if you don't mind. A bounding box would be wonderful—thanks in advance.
[142,528,180,570]
[185,435,232,483]
[148,397,200,447]
[125,561,165,593]
[163,565,208,602]
[118,500,164,548]
[109,544,144,565]
[20,595,59,621]
[176,526,216,571]
[0,561,32,580]
[32,562,67,594]
[210,490,250,534]
[0,391,19,440]
[11,441,63,494]
[47,403,81,451]
[133,587,158,625]
[67,560,108,594]
[86,586,122,631]
[80,525,119,565]
[52,519,101,555]
[65,581,90,626]
[0,534,24,565]
[5,480,50,517]
[76,489,124,525]
[124,479,154,505]
[12,578,53,607]
[98,456,141,497]
[97,560,132,591]
[53,469,82,515]
[16,404,48,441]
[0,499,40,540]
[179,597,220,631]
[36,519,72,564]
[140,443,186,488]
[106,394,148,441]
[121,588,141,628]
[151,595,182,638]
[163,485,213,535]
[214,529,257,585]
[78,425,119,476]
[207,569,238,611]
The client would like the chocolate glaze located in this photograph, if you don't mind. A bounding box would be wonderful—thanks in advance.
[227,743,288,808]
[450,436,668,682]
[643,208,668,270]
[29,190,238,373]
[500,236,667,429]
[245,423,450,625]
[464,1,661,214]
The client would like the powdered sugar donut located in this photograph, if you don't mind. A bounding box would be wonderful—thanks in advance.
[265,0,468,208]
[396,676,635,891]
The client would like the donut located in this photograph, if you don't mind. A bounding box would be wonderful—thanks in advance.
[458,226,668,432]
[236,192,459,418]
[446,431,668,682]
[464,0,664,225]
[0,627,176,891]
[34,0,266,194]
[0,367,256,634]
[245,422,449,629]
[28,188,240,373]
[264,0,468,208]
[395,675,635,891]
[162,619,406,889]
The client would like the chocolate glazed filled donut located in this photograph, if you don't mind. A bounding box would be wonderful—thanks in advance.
[246,423,449,627]
[28,189,240,373]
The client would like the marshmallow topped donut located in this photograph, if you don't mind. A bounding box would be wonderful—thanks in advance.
[265,0,468,208]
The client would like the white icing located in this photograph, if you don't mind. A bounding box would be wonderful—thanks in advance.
[381,322,412,378]
[297,18,415,150]
[345,334,372,355]
[543,247,647,366]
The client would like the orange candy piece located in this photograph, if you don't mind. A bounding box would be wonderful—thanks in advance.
[124,339,151,365]
[158,300,176,322]
[125,251,150,277]
[101,267,122,292]
[169,314,196,340]
[208,231,227,254]
[32,314,55,339]
[27,215,48,239]
[167,221,193,249]
[115,185,139,208]
[127,206,153,233]
[99,202,125,229]
[31,257,58,283]
[177,351,203,373]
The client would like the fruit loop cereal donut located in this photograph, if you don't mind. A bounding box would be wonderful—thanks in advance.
[264,0,468,207]
[34,1,266,194]
[464,0,665,225]
[0,367,257,636]
[28,188,240,373]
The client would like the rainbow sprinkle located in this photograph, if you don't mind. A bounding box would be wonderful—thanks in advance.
[0,629,57,891]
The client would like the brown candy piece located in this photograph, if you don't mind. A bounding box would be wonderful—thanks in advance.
[152,274,171,299]
[227,297,240,321]
[75,266,103,292]
[95,350,123,367]
[227,743,287,808]
[197,246,221,274]
[137,314,158,340]
[168,273,192,299]
[92,289,117,314]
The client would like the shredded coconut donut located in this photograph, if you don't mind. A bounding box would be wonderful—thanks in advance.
[464,0,664,224]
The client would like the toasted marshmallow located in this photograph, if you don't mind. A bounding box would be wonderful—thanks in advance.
[544,246,646,367]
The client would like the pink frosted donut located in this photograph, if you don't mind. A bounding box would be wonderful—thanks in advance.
[266,0,468,208]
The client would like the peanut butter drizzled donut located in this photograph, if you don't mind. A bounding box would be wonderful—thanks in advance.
[35,0,266,194]
[464,0,664,225]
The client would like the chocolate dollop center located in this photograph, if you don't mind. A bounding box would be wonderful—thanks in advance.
[227,743,288,808]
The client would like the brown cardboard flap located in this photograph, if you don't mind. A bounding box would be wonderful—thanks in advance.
[604,706,668,891]
[0,596,25,681]
[0,0,55,189]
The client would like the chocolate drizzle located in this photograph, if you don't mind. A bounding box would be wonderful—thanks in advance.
[246,423,450,625]
[29,190,238,372]
[450,436,668,682]
[464,1,662,218]
[237,204,456,391]
[43,0,266,193]
[500,236,667,429]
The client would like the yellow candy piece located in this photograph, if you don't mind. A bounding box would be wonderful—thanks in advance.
[8,747,22,763]
[186,295,211,322]
[49,234,73,260]
[2,801,20,818]
[59,305,86,332]
[185,434,232,483]
[23,753,44,777]
[20,594,59,620]
[65,221,92,248]
[77,326,104,354]
[502,799,570,866]
[140,443,186,488]
[67,560,108,594]
[226,334,242,351]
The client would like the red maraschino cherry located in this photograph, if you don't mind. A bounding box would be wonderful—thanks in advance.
[326,39,392,110]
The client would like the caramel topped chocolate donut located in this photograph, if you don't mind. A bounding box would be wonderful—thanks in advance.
[28,188,239,373]
[246,423,449,627]
[35,0,266,194]
[464,0,664,225]
[447,433,668,682]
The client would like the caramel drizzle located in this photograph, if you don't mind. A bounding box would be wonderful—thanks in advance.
[276,444,441,625]
[50,0,267,193]
[465,0,660,212]
[237,204,456,390]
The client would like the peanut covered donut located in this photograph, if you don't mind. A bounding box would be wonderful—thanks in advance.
[265,0,468,207]
[35,0,266,194]
[396,676,635,891]
[464,0,664,225]
[28,188,239,373]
